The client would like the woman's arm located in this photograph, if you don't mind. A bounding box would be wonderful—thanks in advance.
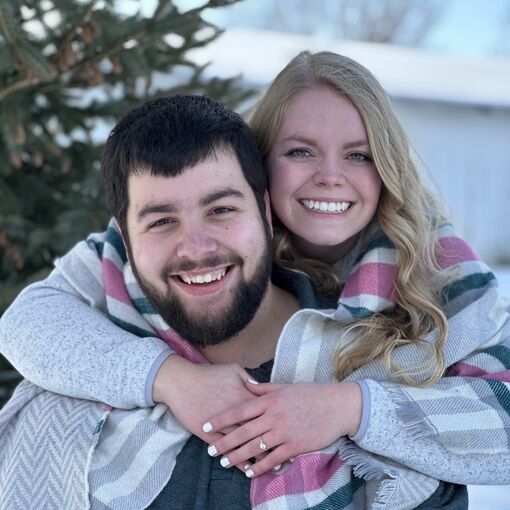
[200,278,510,483]
[351,370,510,485]
[349,232,510,484]
[0,234,258,431]
[0,267,171,408]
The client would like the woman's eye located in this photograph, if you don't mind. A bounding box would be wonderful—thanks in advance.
[347,152,372,162]
[286,148,312,159]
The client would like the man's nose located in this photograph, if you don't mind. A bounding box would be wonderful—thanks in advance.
[312,157,346,187]
[175,224,218,259]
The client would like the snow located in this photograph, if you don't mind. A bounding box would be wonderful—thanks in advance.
[469,484,509,509]
[494,267,510,296]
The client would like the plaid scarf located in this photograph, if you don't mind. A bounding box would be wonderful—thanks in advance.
[1,218,509,509]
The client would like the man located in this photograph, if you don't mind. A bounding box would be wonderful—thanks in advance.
[0,95,359,509]
[0,95,468,509]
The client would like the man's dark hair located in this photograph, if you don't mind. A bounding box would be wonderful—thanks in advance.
[102,95,268,234]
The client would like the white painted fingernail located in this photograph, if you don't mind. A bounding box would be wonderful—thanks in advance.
[248,378,259,384]
[202,422,213,433]
[289,457,296,462]
[273,464,282,471]
[244,464,251,471]
[207,445,217,456]
[246,469,255,478]
[220,457,230,467]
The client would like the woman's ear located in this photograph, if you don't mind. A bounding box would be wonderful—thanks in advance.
[264,191,273,237]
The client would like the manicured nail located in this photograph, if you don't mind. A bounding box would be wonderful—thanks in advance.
[244,464,251,471]
[248,378,259,384]
[207,445,217,456]
[272,464,282,471]
[246,469,255,478]
[220,457,230,468]
[202,422,213,433]
[289,457,296,463]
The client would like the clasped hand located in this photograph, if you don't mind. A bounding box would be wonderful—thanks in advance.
[155,356,361,478]
[204,380,362,478]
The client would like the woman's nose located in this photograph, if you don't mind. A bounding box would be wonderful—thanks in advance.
[312,158,346,187]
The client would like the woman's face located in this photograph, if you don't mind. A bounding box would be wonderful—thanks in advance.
[267,86,382,263]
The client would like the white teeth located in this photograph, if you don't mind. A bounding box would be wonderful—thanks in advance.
[179,269,227,285]
[301,199,351,213]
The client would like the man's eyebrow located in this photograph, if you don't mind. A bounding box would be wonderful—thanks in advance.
[136,188,245,222]
[137,203,177,222]
[200,188,245,206]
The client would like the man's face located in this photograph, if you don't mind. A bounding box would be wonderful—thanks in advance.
[125,149,272,348]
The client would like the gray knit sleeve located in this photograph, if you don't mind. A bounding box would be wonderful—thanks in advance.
[0,268,171,408]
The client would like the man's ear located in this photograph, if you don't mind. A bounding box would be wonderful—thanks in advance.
[263,191,273,238]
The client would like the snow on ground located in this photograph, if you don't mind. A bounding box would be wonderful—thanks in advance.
[469,484,509,509]
[494,266,510,296]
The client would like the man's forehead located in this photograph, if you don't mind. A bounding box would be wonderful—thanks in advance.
[127,153,254,216]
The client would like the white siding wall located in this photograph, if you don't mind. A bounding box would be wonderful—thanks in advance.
[393,100,510,264]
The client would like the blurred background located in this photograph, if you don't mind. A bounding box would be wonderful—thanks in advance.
[0,0,509,506]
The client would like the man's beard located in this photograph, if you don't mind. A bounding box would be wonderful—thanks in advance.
[130,240,272,349]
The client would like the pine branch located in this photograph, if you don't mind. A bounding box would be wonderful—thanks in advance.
[59,0,97,49]
[0,76,36,102]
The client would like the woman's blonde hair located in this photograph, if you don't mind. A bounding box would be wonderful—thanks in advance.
[249,51,448,387]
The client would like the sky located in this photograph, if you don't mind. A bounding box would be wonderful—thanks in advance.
[423,0,509,57]
[122,0,510,60]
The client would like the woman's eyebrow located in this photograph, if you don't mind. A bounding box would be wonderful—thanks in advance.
[279,135,370,150]
[279,134,316,145]
[343,139,370,150]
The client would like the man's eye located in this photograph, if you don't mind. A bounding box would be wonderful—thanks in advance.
[150,218,172,228]
[211,207,233,215]
[286,148,312,159]
[347,152,372,162]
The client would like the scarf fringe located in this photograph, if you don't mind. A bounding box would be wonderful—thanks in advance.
[340,441,386,480]
[340,442,399,510]
[372,478,398,510]
[385,385,436,440]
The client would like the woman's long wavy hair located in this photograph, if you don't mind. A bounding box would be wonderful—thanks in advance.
[249,51,448,387]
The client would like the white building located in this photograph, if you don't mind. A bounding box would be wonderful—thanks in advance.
[190,29,510,264]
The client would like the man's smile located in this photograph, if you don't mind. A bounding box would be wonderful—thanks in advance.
[176,267,229,285]
[169,265,236,297]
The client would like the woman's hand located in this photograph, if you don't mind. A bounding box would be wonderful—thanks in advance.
[203,380,362,477]
[153,356,258,443]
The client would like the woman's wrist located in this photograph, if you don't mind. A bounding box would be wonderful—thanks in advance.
[334,382,363,438]
[152,354,192,405]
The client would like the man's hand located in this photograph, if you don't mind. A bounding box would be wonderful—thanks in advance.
[153,355,258,444]
[202,381,362,477]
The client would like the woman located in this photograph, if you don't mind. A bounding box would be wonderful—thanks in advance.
[196,52,510,502]
[1,52,509,508]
